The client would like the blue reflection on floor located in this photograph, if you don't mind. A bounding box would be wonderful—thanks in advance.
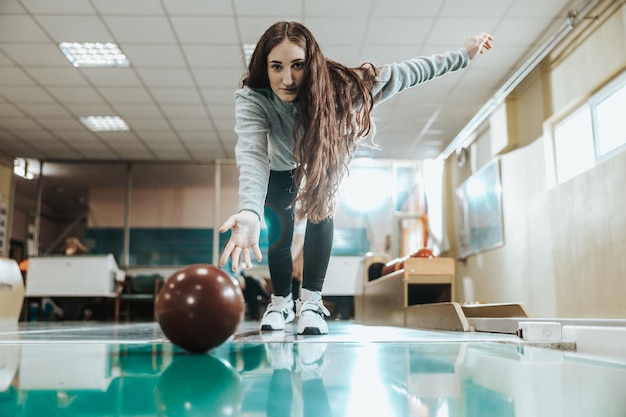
[0,321,625,417]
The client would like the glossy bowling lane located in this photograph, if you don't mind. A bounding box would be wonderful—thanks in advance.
[0,321,625,417]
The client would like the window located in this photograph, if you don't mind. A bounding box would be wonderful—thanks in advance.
[550,71,626,185]
[553,106,595,183]
[594,84,626,157]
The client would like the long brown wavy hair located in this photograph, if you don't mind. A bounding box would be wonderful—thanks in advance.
[243,21,378,223]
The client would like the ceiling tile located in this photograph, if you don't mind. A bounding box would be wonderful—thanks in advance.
[186,147,227,156]
[162,0,233,16]
[460,68,508,90]
[0,117,43,130]
[425,18,502,45]
[64,103,116,116]
[171,16,239,44]
[150,88,202,104]
[471,45,530,70]
[183,45,244,69]
[233,0,302,17]
[98,87,154,104]
[236,17,282,44]
[135,131,177,141]
[81,68,142,87]
[0,102,26,117]
[62,136,105,146]
[0,86,56,103]
[96,131,141,142]
[78,149,119,159]
[360,45,428,65]
[0,44,69,66]
[177,131,211,141]
[493,17,556,47]
[305,17,368,46]
[19,0,95,13]
[0,139,36,154]
[322,46,360,66]
[124,118,172,130]
[136,68,195,88]
[193,68,242,88]
[0,0,26,13]
[92,0,165,15]
[206,104,234,119]
[190,136,225,145]
[168,118,214,131]
[53,131,99,141]
[419,43,469,56]
[122,45,187,67]
[304,0,373,17]
[161,104,209,119]
[35,16,114,42]
[103,16,177,44]
[218,130,237,143]
[399,76,460,103]
[363,18,433,46]
[39,118,85,130]
[113,103,164,119]
[200,88,235,105]
[146,142,186,151]
[0,50,12,65]
[0,15,49,42]
[370,0,442,17]
[31,140,78,151]
[26,67,90,87]
[116,149,156,159]
[439,0,515,17]
[68,141,111,151]
[153,150,193,159]
[385,102,437,121]
[0,67,35,86]
[507,0,572,18]
[213,119,236,131]
[47,86,106,103]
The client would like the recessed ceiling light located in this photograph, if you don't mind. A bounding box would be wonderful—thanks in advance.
[80,116,129,132]
[59,42,130,68]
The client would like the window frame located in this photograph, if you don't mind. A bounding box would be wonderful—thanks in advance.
[547,70,626,187]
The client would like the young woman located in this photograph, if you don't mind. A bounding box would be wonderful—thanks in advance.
[220,21,493,335]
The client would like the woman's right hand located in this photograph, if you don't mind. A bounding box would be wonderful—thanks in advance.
[218,210,263,270]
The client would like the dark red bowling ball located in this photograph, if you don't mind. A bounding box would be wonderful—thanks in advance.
[156,355,242,417]
[156,264,245,353]
[412,248,435,258]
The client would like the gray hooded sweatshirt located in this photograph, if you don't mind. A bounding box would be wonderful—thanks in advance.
[234,48,470,218]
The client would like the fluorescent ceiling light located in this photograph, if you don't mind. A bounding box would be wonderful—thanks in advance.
[80,116,129,132]
[59,42,130,68]
[243,43,256,66]
[14,158,40,180]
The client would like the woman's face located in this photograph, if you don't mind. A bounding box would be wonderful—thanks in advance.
[267,39,305,102]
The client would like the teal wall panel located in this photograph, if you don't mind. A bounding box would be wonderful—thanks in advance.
[84,227,368,267]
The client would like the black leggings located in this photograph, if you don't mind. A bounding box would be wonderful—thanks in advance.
[265,170,333,297]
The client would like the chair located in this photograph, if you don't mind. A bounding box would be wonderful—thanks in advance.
[114,274,164,322]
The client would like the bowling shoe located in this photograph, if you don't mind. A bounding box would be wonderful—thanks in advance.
[264,342,294,370]
[260,294,295,331]
[296,289,330,335]
[296,342,327,380]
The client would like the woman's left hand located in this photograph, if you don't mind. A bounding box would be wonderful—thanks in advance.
[464,32,494,59]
